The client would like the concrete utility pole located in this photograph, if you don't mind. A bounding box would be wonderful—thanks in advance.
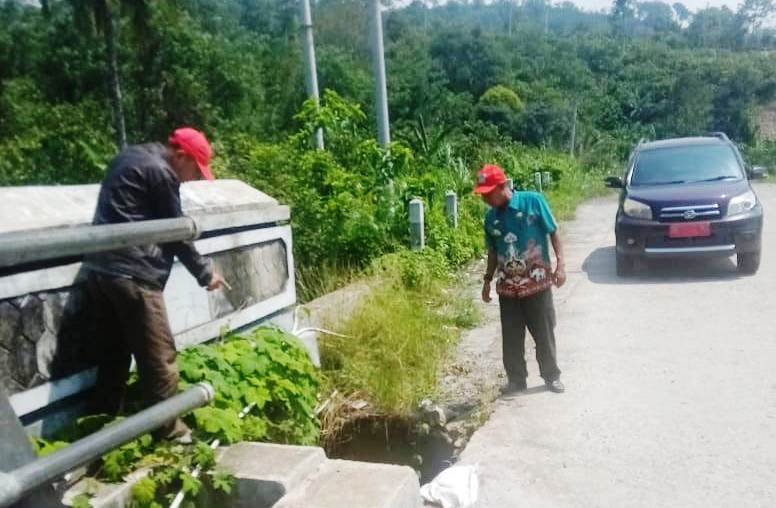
[508,0,514,37]
[300,0,324,150]
[570,100,578,158]
[370,0,391,147]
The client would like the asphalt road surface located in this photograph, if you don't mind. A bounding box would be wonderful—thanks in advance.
[460,183,776,508]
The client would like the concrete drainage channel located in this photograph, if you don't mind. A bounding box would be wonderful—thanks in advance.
[326,400,487,485]
[63,442,422,508]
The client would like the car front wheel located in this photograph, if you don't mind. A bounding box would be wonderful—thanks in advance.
[737,251,761,275]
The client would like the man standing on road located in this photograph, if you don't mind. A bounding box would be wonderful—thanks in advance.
[84,127,227,441]
[475,164,567,394]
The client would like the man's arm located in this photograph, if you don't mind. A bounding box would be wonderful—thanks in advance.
[482,247,498,302]
[150,174,224,289]
[550,230,566,287]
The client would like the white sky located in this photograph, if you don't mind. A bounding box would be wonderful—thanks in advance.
[571,0,741,13]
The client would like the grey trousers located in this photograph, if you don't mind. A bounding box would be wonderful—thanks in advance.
[499,289,561,383]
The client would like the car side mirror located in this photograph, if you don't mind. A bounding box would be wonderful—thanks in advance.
[604,176,625,189]
[749,166,768,180]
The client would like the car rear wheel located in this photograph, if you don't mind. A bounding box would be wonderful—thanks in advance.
[616,252,636,276]
[737,251,761,275]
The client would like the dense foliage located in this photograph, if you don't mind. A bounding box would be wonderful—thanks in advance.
[2,0,775,291]
[33,327,318,507]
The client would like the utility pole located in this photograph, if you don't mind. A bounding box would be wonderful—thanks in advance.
[508,0,513,37]
[300,0,324,150]
[569,100,578,158]
[370,0,391,147]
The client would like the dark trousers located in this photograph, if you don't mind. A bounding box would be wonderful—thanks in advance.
[87,273,182,437]
[499,289,561,383]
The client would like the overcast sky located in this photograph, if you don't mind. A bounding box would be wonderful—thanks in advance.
[571,0,741,13]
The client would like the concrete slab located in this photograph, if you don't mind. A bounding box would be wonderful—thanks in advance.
[212,442,326,508]
[0,180,284,234]
[275,459,422,508]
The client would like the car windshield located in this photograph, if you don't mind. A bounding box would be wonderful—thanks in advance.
[630,144,743,186]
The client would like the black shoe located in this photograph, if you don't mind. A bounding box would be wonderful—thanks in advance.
[500,380,527,395]
[546,379,565,393]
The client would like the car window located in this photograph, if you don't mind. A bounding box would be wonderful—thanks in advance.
[630,144,743,186]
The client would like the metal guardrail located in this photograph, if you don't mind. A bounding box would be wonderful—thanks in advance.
[0,217,199,268]
[0,382,214,508]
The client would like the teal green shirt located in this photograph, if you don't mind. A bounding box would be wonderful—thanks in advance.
[484,192,558,298]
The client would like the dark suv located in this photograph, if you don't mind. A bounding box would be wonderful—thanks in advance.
[605,133,766,276]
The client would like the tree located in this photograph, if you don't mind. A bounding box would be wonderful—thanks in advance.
[736,0,776,46]
[637,2,677,35]
[672,2,691,25]
[610,0,636,37]
[68,0,152,148]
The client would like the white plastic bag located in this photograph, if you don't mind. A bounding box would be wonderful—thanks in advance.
[420,465,479,508]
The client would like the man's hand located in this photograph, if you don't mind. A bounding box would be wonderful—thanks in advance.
[553,265,567,288]
[482,280,492,303]
[207,271,231,291]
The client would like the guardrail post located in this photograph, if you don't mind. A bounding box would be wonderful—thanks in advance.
[409,198,425,250]
[445,191,458,228]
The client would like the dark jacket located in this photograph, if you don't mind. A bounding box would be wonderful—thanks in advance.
[84,143,213,289]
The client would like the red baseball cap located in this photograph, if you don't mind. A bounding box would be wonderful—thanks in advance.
[168,127,214,181]
[474,164,507,194]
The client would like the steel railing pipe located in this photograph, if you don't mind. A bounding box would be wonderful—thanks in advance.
[0,217,199,268]
[0,382,214,508]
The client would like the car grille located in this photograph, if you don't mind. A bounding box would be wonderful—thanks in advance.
[659,204,721,222]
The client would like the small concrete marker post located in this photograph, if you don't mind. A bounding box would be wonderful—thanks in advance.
[506,178,514,191]
[534,172,543,193]
[409,198,425,250]
[445,191,458,228]
[542,171,552,189]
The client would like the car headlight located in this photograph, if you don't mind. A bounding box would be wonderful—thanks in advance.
[728,190,758,216]
[623,198,653,220]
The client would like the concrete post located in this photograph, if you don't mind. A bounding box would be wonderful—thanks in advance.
[569,100,578,158]
[300,0,324,150]
[506,178,514,191]
[370,0,391,147]
[534,172,543,193]
[542,171,552,188]
[409,198,425,250]
[445,191,458,228]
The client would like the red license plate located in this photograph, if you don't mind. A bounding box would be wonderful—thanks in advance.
[668,222,712,238]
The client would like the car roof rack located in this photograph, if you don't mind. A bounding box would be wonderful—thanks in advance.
[707,132,730,142]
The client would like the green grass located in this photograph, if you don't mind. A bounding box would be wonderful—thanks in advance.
[319,266,480,420]
[545,167,609,221]
[296,262,361,303]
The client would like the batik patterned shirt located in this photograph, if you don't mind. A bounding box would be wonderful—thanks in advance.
[484,192,558,298]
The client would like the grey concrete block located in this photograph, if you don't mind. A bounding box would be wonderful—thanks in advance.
[0,300,21,350]
[63,469,150,508]
[0,346,25,393]
[213,442,327,508]
[276,459,422,508]
[18,295,45,341]
[36,330,58,379]
[42,291,69,332]
[12,335,38,386]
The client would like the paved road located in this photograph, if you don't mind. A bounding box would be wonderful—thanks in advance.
[460,184,776,508]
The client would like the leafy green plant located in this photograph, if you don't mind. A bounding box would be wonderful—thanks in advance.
[178,327,320,445]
